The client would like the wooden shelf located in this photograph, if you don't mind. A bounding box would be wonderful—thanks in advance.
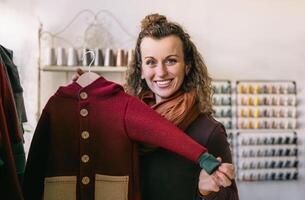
[40,66,127,73]
[237,94,296,97]
[235,129,297,133]
[237,105,296,108]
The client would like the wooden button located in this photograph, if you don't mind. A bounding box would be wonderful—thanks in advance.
[80,109,88,117]
[82,176,90,185]
[80,92,88,100]
[81,155,90,163]
[81,131,89,139]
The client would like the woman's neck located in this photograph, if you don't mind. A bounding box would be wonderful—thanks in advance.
[155,95,162,104]
[154,90,183,104]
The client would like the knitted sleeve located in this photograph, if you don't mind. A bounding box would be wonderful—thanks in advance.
[198,124,239,200]
[23,106,50,200]
[124,96,220,173]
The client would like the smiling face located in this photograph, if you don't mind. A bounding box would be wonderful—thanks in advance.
[140,35,187,103]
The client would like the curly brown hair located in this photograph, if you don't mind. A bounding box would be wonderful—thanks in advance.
[126,13,213,115]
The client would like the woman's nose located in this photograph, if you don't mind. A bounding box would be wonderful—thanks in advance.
[155,63,168,77]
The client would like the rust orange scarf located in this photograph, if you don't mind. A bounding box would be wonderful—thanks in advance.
[139,89,200,131]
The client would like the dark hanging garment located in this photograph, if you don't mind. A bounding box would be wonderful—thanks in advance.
[0,58,25,200]
[0,45,27,130]
[0,45,27,184]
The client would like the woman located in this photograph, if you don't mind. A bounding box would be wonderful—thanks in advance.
[126,14,239,200]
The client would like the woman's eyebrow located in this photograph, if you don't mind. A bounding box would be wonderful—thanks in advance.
[165,54,179,58]
[144,56,155,59]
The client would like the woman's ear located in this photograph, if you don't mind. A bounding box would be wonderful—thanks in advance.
[140,70,145,79]
[139,65,145,79]
[185,65,190,75]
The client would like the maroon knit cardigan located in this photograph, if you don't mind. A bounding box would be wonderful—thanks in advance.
[23,76,208,200]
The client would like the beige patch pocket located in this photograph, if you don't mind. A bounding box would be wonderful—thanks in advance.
[95,174,129,200]
[43,176,77,200]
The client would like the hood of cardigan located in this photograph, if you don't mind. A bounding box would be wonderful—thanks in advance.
[54,76,124,99]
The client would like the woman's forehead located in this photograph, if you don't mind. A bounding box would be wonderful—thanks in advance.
[140,36,183,57]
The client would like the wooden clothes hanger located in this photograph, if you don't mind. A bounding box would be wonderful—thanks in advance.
[76,50,100,87]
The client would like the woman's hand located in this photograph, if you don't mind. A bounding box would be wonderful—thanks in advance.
[72,68,84,81]
[198,157,235,196]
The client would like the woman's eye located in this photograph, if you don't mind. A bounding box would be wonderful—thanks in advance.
[165,59,177,65]
[146,59,156,66]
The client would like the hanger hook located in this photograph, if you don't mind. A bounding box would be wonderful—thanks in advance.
[82,50,95,72]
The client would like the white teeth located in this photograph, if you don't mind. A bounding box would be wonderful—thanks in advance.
[156,80,171,87]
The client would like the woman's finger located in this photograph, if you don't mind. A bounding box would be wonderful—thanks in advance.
[216,170,232,187]
[218,163,235,180]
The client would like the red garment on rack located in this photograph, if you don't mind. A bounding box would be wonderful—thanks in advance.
[23,76,208,200]
[0,60,24,199]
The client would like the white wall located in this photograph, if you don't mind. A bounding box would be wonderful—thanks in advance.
[1,0,305,199]
[0,0,38,127]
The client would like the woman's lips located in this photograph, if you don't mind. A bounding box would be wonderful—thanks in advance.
[155,79,172,88]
